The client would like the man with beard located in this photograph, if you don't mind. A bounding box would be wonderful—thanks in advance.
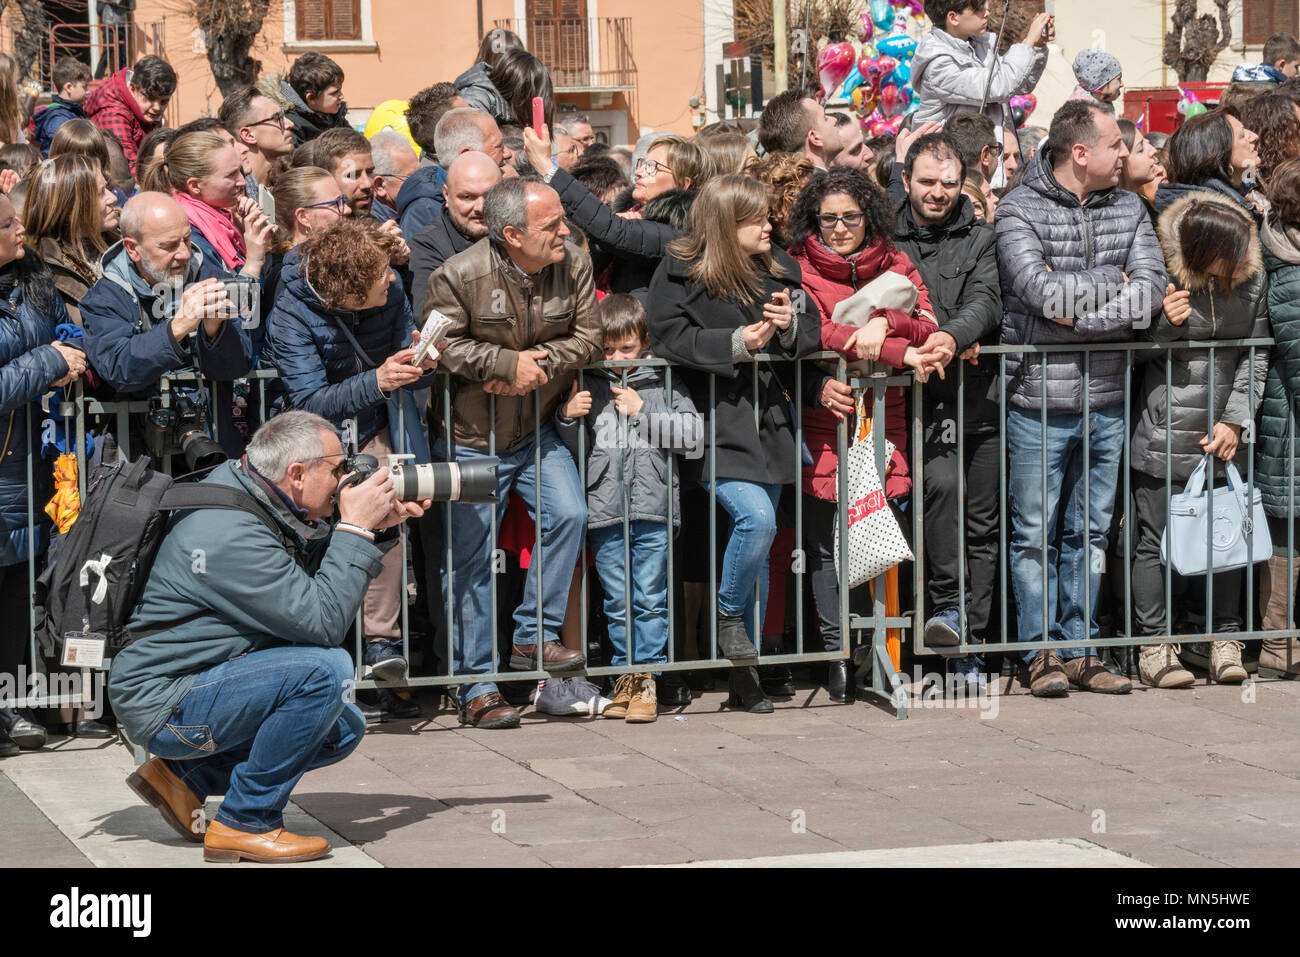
[829,113,868,170]
[80,192,256,457]
[305,128,411,266]
[887,133,1002,685]
[409,151,501,312]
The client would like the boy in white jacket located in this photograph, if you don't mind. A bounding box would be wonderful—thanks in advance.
[912,1,1052,183]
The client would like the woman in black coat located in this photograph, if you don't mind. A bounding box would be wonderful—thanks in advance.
[646,174,821,712]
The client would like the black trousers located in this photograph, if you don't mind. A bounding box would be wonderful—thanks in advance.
[1130,469,1243,636]
[922,421,1001,639]
[0,560,36,683]
[805,495,844,653]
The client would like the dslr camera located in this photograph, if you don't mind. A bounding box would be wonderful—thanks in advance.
[340,453,500,504]
[144,394,227,472]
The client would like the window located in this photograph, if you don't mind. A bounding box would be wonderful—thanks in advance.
[295,0,361,42]
[1244,0,1299,46]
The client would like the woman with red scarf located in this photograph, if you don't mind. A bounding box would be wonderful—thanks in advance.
[787,168,936,701]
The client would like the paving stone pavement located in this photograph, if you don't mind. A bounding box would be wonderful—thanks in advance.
[3,672,1298,867]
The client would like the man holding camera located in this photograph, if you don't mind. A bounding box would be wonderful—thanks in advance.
[112,411,429,863]
[424,177,600,728]
[81,192,257,460]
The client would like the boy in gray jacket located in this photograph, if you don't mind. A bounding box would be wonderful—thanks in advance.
[555,295,702,723]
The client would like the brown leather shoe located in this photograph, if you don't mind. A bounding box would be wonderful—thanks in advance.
[509,641,585,674]
[1062,654,1132,694]
[126,757,204,844]
[203,819,330,863]
[1024,650,1069,698]
[459,691,521,728]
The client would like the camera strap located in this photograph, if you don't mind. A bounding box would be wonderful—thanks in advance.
[331,316,432,464]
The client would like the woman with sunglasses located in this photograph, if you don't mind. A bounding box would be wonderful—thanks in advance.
[786,168,937,701]
[522,127,714,295]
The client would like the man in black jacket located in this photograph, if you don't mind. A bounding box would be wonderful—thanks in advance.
[892,132,1002,687]
[409,151,500,311]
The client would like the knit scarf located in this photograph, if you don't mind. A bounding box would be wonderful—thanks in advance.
[173,191,246,272]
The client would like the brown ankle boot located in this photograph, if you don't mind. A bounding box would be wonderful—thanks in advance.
[1259,555,1300,677]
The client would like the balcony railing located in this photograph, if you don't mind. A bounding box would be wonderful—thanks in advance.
[494,17,637,92]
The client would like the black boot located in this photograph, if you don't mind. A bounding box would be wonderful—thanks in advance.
[0,727,18,757]
[759,664,795,697]
[716,615,758,661]
[826,660,851,703]
[727,666,773,713]
[0,708,45,750]
[656,671,692,707]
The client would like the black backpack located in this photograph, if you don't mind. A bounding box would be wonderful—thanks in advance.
[33,457,286,658]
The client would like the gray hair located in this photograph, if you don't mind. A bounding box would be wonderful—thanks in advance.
[369,129,416,176]
[554,113,590,133]
[434,108,493,165]
[484,176,540,245]
[246,410,333,481]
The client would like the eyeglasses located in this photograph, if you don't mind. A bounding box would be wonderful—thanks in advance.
[304,196,347,215]
[635,158,672,177]
[307,452,348,480]
[817,212,865,230]
[247,110,289,130]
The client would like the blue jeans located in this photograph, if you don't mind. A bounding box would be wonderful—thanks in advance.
[589,520,669,668]
[437,424,587,703]
[1007,405,1125,662]
[145,645,364,833]
[702,480,782,643]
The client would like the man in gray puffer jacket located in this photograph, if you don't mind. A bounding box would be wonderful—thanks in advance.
[996,99,1166,698]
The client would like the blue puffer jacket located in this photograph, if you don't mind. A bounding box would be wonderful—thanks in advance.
[396,163,446,238]
[996,144,1167,412]
[0,258,73,566]
[265,248,418,446]
[32,96,85,157]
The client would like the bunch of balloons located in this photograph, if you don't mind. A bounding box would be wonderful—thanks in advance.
[1176,87,1207,119]
[1008,93,1037,129]
[814,0,925,138]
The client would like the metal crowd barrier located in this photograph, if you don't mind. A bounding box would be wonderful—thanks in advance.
[7,337,1300,723]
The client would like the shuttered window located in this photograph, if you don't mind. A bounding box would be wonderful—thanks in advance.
[295,0,362,41]
[527,0,589,82]
[1244,0,1300,46]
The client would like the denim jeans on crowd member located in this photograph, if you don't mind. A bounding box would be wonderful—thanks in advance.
[1007,405,1125,662]
[145,645,364,833]
[701,479,782,643]
[437,424,587,704]
[589,521,669,668]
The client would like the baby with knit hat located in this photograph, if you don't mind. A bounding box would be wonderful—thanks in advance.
[1069,50,1123,112]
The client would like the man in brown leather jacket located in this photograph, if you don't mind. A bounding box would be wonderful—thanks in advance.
[424,177,600,728]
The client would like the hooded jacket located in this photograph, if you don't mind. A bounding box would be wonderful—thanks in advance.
[555,362,700,529]
[409,206,475,314]
[647,247,823,487]
[0,256,72,566]
[395,161,447,238]
[280,79,351,147]
[80,240,254,394]
[265,247,418,447]
[425,237,601,451]
[454,62,513,125]
[1155,177,1267,224]
[892,194,1002,421]
[36,237,100,326]
[1131,191,1270,482]
[1258,216,1300,519]
[911,27,1047,136]
[31,95,86,157]
[996,144,1167,413]
[85,69,161,173]
[791,234,935,500]
[108,457,390,746]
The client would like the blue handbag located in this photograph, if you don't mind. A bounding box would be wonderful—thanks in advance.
[1160,455,1271,576]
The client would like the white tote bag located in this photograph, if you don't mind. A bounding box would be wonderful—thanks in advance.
[832,431,914,589]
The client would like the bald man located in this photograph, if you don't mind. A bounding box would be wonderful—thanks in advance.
[81,192,256,454]
[408,150,502,311]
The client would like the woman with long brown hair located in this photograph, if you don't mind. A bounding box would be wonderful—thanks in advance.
[21,154,120,324]
[647,174,821,712]
[0,52,24,144]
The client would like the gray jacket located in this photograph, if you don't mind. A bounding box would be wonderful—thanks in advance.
[910,27,1047,137]
[1131,191,1271,482]
[555,363,701,530]
[996,145,1167,412]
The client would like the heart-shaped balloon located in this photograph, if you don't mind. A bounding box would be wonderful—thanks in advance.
[1009,93,1037,118]
[870,0,895,30]
[875,55,899,81]
[817,41,856,100]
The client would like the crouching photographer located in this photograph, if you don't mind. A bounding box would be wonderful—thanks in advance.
[109,410,430,864]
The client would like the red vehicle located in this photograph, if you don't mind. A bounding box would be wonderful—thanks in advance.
[1122,82,1229,136]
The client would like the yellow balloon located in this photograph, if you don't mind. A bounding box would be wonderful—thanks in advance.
[364,99,420,157]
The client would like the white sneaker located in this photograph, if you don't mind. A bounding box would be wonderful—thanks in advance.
[1210,639,1247,684]
[1139,644,1195,688]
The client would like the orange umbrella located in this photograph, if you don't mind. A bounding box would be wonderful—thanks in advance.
[44,453,80,534]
